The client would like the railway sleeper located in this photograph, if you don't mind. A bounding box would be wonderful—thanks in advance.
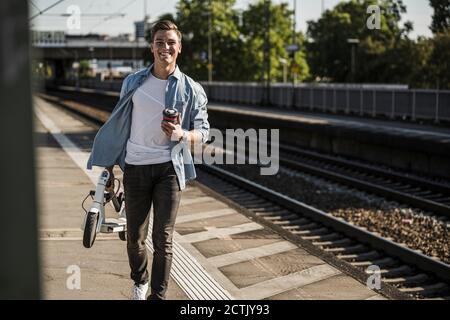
[274,218,312,226]
[294,227,329,236]
[251,207,287,214]
[290,222,319,230]
[313,238,353,247]
[324,244,367,254]
[399,282,449,297]
[265,213,299,221]
[380,265,415,278]
[302,233,342,241]
[383,273,429,286]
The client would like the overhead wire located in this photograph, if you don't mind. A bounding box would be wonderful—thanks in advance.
[87,0,139,33]
[29,0,66,21]
[29,0,41,12]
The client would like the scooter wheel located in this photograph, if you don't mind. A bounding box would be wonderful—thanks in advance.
[83,212,99,248]
[119,231,126,241]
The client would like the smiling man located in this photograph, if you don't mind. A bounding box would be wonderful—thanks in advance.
[87,20,210,300]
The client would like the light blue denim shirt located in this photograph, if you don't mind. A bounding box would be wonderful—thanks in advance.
[87,64,210,190]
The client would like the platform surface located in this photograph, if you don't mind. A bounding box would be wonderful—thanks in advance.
[35,96,386,300]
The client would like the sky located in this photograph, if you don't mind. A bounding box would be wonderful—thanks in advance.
[30,0,434,39]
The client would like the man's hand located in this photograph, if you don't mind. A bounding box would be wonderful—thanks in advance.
[161,114,184,141]
[106,167,115,193]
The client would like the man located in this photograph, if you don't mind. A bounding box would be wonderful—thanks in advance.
[87,20,210,300]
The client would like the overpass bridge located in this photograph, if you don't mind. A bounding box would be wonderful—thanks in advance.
[31,31,149,80]
[33,39,148,60]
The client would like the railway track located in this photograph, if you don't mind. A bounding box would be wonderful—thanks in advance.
[223,133,450,220]
[276,144,450,219]
[197,165,450,300]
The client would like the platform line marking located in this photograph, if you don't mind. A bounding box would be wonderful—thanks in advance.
[40,228,83,232]
[176,208,236,224]
[146,210,232,300]
[179,196,217,206]
[35,99,233,300]
[172,233,242,296]
[180,223,264,243]
[40,237,119,241]
[34,100,103,185]
[235,264,341,300]
[208,241,298,268]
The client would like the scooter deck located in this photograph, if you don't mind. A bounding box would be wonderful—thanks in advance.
[100,218,126,233]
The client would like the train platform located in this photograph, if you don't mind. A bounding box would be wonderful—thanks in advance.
[208,102,450,141]
[205,102,450,178]
[34,95,386,300]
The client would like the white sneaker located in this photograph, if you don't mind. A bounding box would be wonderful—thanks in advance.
[131,282,148,300]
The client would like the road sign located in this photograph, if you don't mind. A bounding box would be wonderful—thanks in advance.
[285,44,300,52]
[200,51,208,61]
[291,62,300,74]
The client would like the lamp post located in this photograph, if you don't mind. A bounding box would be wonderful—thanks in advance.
[292,0,297,84]
[279,58,288,83]
[208,2,213,83]
[201,1,213,82]
[261,0,271,105]
[74,50,80,88]
[347,38,359,83]
[88,46,95,77]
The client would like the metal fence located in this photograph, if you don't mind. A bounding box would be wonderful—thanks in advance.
[202,82,450,123]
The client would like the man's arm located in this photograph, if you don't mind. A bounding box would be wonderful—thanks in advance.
[189,84,210,144]
[184,129,203,145]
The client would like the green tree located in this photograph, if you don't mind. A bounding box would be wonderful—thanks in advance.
[430,0,450,34]
[175,0,241,81]
[428,31,450,89]
[79,60,92,78]
[306,0,412,83]
[240,0,309,82]
[146,0,309,82]
[396,37,431,87]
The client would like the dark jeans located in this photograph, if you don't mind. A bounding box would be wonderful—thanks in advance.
[123,161,181,300]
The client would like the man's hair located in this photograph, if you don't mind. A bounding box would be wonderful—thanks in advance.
[150,20,182,42]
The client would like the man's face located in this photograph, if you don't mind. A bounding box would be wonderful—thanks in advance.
[151,30,182,66]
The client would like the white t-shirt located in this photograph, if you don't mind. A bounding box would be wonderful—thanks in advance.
[125,73,172,165]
